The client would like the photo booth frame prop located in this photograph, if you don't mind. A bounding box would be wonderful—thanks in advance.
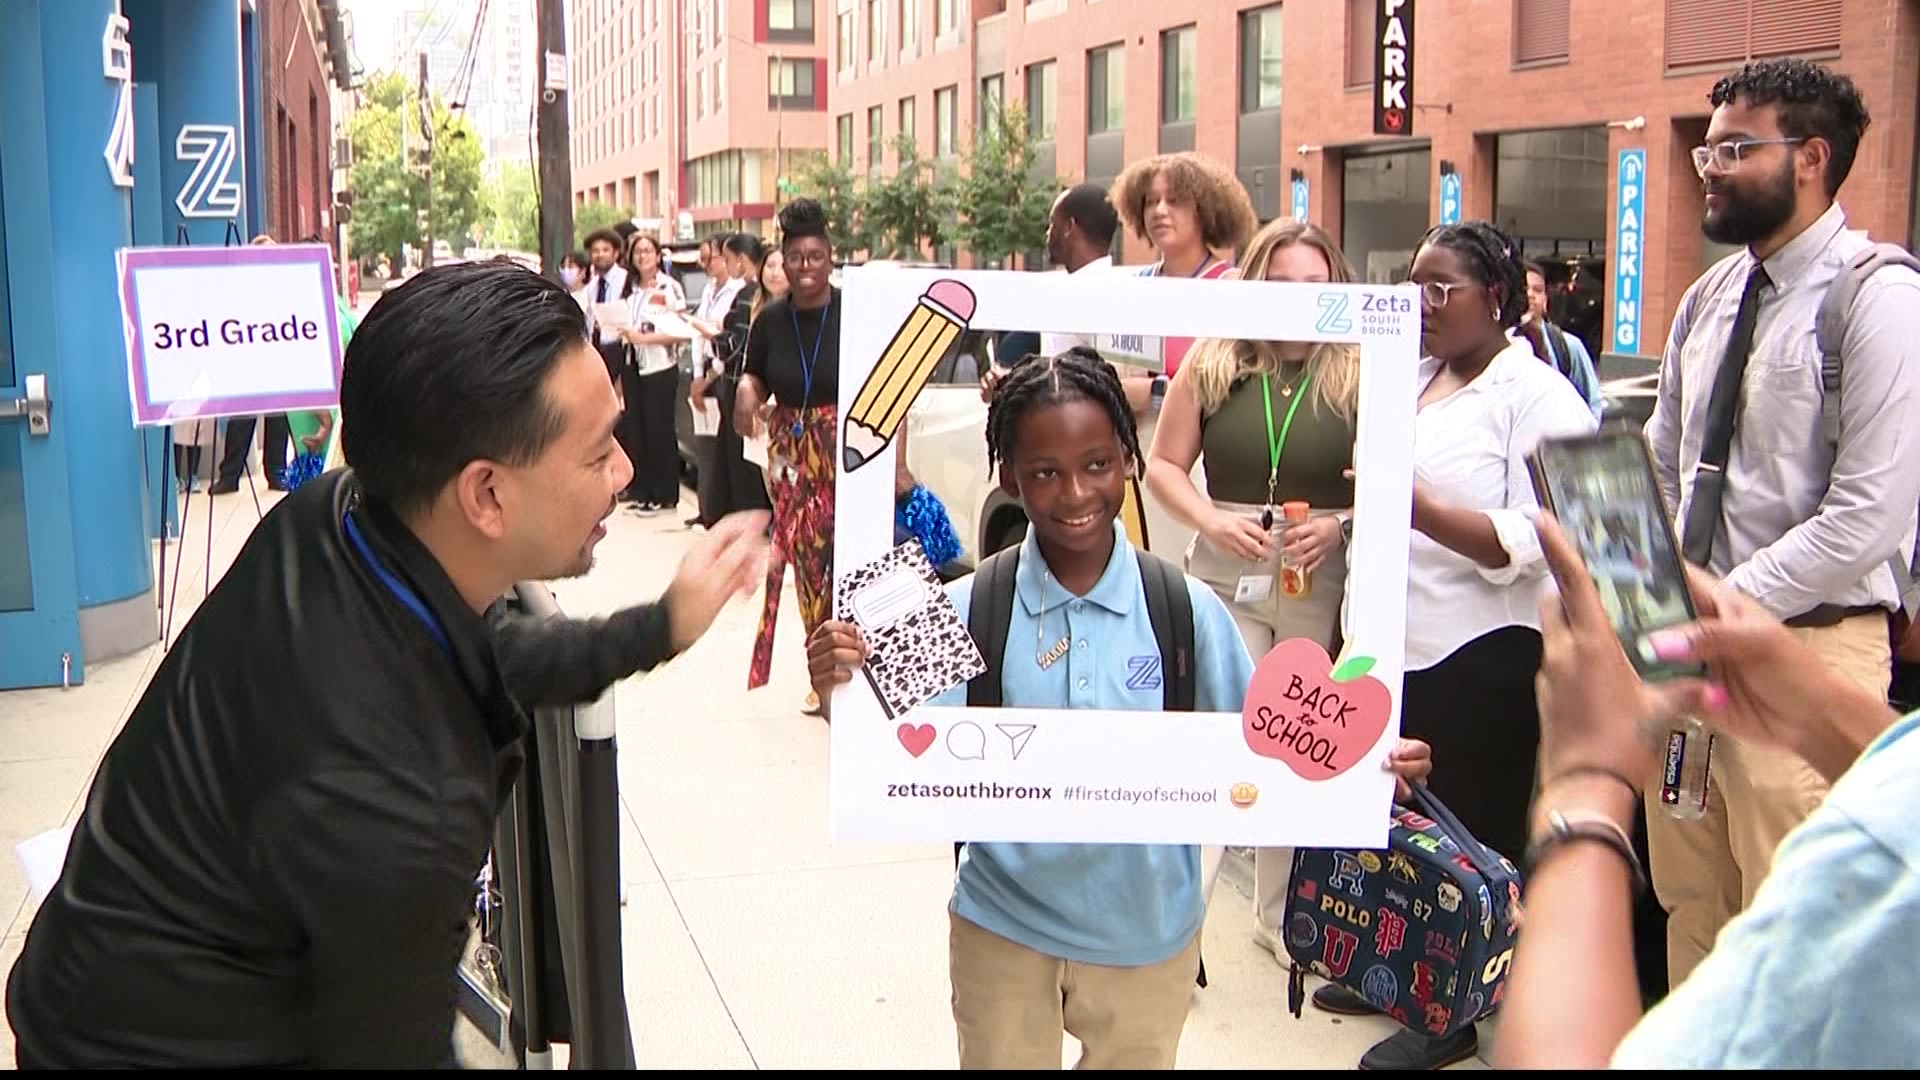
[829,269,1420,850]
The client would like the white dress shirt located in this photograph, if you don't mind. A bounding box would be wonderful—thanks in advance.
[586,265,630,345]
[1040,255,1116,358]
[1645,200,1920,621]
[1405,339,1599,670]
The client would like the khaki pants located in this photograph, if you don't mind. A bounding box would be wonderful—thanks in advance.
[949,911,1201,1070]
[1185,499,1347,936]
[1646,612,1892,986]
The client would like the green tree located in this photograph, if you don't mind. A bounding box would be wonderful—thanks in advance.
[345,69,486,266]
[951,99,1059,268]
[574,201,636,245]
[792,151,866,259]
[861,136,952,260]
[480,161,539,252]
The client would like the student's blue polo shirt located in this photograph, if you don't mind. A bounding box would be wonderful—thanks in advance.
[926,520,1256,967]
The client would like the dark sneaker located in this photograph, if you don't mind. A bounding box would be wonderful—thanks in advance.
[1312,982,1379,1016]
[1358,1026,1480,1071]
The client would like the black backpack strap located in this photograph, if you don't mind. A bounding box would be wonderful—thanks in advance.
[965,547,1020,707]
[959,548,1020,864]
[1135,550,1196,712]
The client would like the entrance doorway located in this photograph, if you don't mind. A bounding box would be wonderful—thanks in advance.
[1341,145,1431,284]
[1495,126,1610,360]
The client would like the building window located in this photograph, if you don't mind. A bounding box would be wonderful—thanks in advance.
[980,74,1004,130]
[1240,5,1282,113]
[769,57,818,109]
[838,10,855,71]
[1161,26,1196,123]
[1026,60,1057,141]
[1345,0,1372,88]
[935,84,957,157]
[1088,45,1124,133]
[900,0,919,50]
[868,104,885,172]
[1665,0,1841,69]
[936,0,957,37]
[838,113,855,166]
[899,95,917,146]
[868,0,885,60]
[1514,0,1570,64]
[768,0,815,40]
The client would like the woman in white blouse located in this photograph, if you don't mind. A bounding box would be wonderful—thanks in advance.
[1312,220,1598,1071]
[618,232,690,515]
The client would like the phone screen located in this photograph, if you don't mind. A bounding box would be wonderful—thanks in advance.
[1530,431,1705,682]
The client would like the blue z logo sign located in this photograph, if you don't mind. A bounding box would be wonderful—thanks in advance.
[1315,292,1353,334]
[1125,656,1163,691]
[175,124,242,219]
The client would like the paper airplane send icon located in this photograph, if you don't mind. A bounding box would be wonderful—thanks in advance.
[995,723,1037,760]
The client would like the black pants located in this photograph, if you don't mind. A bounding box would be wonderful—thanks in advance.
[622,365,680,508]
[1400,625,1543,868]
[217,414,290,488]
[699,376,771,524]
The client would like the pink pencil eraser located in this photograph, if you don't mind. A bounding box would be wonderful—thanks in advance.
[925,280,977,322]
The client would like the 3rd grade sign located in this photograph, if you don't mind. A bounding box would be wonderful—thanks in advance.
[118,243,344,426]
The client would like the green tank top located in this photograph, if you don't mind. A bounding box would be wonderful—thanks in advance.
[1199,366,1357,509]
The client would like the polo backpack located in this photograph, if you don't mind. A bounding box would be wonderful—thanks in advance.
[955,543,1209,982]
[1814,242,1920,660]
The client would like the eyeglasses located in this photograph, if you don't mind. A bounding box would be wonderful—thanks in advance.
[1415,280,1475,309]
[1690,138,1807,177]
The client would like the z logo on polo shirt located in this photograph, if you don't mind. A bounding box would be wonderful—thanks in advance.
[1125,655,1163,691]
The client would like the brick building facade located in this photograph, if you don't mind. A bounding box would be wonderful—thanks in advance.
[258,0,340,246]
[824,0,1920,363]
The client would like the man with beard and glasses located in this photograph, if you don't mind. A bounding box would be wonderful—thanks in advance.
[5,260,769,1069]
[1644,57,1920,992]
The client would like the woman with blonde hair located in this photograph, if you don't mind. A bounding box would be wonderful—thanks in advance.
[1144,218,1361,958]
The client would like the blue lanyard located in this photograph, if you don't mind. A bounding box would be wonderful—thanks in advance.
[343,508,452,658]
[789,296,831,416]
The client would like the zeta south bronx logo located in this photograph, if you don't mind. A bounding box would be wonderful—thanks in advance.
[1315,292,1354,334]
[1125,655,1163,692]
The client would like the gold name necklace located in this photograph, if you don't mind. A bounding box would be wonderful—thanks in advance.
[1035,570,1071,670]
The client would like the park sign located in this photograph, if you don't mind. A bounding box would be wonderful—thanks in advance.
[1372,0,1415,137]
[117,243,344,427]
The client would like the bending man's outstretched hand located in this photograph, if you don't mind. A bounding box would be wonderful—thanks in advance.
[665,510,772,655]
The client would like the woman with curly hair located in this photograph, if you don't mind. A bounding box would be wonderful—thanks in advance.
[1107,152,1260,381]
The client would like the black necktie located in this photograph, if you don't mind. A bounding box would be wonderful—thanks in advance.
[1680,262,1771,567]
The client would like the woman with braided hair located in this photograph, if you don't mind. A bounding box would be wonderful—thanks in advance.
[1307,220,1596,1070]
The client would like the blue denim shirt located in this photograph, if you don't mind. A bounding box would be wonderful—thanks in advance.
[927,521,1256,966]
[1611,709,1920,1068]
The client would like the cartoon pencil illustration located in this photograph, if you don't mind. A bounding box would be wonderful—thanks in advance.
[843,279,977,473]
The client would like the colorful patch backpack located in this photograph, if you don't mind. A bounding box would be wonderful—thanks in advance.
[1283,784,1522,1039]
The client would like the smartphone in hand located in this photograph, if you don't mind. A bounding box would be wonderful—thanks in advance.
[1527,428,1706,683]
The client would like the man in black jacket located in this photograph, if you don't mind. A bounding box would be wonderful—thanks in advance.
[5,260,768,1068]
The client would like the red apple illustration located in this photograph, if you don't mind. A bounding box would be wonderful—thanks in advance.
[1242,638,1392,781]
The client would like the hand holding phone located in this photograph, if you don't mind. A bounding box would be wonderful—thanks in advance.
[1527,430,1705,683]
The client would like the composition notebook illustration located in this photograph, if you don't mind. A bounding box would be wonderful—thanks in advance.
[835,539,987,720]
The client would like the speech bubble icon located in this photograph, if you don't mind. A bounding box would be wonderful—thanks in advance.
[946,721,986,761]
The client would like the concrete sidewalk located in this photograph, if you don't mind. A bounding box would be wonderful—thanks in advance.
[1,486,1488,1070]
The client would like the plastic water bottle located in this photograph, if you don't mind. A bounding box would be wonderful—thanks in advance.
[1659,716,1715,820]
[1277,502,1313,599]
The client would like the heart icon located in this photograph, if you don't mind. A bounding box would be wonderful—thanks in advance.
[1242,638,1392,781]
[896,722,936,758]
